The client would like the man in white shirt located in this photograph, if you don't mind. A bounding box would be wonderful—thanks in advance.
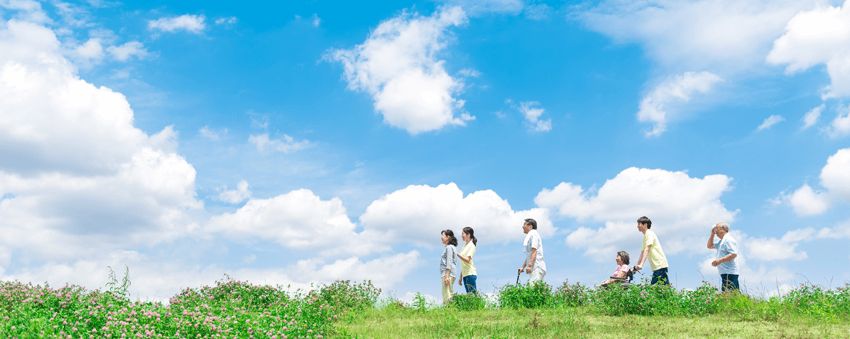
[518,218,546,283]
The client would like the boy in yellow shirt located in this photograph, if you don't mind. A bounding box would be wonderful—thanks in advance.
[633,216,670,286]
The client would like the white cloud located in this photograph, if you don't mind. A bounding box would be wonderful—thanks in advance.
[0,19,201,261]
[828,106,850,138]
[637,71,723,137]
[311,14,321,27]
[0,0,50,24]
[767,1,850,98]
[207,189,381,256]
[441,0,524,15]
[148,14,206,34]
[783,147,850,215]
[360,182,554,246]
[73,38,104,61]
[519,101,552,132]
[107,41,148,61]
[0,16,432,301]
[330,7,473,134]
[821,148,850,201]
[248,133,310,153]
[524,3,552,20]
[787,184,830,216]
[581,0,820,71]
[746,228,815,261]
[217,180,251,204]
[214,16,237,26]
[536,167,735,259]
[802,104,824,130]
[199,125,226,141]
[756,114,785,131]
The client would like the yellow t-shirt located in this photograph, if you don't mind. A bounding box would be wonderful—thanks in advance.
[642,229,669,271]
[460,242,477,277]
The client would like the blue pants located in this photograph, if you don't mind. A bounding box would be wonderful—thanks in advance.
[651,267,670,286]
[462,275,478,293]
[721,274,739,292]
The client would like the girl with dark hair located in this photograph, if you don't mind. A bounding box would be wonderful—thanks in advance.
[457,227,478,293]
[440,229,458,304]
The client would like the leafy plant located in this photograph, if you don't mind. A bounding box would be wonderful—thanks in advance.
[450,293,486,311]
[499,281,554,309]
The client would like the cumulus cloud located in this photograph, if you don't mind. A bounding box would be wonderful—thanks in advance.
[360,183,553,246]
[637,71,723,137]
[248,133,310,153]
[828,106,850,138]
[802,104,824,130]
[756,114,785,131]
[216,180,251,204]
[148,14,206,34]
[746,228,815,261]
[518,101,552,132]
[107,41,148,61]
[536,167,735,259]
[73,38,104,61]
[767,1,850,98]
[783,147,850,216]
[821,148,850,201]
[0,16,433,300]
[581,0,819,71]
[0,19,201,262]
[330,7,473,134]
[207,189,382,256]
[787,184,830,216]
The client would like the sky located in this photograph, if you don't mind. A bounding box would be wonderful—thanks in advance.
[1,0,850,302]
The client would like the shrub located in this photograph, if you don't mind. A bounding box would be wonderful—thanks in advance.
[450,293,486,311]
[311,280,381,314]
[499,281,554,309]
[554,281,592,307]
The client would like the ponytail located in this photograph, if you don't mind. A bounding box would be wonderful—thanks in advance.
[441,229,458,246]
[462,226,477,246]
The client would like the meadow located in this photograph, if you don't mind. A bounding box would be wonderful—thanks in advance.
[2,273,849,338]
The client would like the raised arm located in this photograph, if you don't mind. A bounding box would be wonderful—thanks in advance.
[707,227,716,249]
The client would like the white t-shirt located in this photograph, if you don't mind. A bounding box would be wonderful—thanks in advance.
[523,229,546,272]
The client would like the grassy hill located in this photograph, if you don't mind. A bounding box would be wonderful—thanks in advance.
[2,277,849,338]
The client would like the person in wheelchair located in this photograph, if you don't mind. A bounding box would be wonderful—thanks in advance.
[600,251,634,287]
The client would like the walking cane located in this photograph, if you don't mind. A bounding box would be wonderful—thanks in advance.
[516,269,521,285]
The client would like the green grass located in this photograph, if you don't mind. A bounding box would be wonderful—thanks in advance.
[2,276,849,338]
[337,307,850,338]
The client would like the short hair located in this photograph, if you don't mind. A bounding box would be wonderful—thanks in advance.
[617,250,630,265]
[637,216,652,229]
[716,222,730,232]
[524,218,537,230]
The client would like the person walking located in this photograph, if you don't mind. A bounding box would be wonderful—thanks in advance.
[633,216,670,286]
[518,218,546,283]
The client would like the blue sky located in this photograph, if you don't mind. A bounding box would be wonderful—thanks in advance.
[1,0,850,301]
